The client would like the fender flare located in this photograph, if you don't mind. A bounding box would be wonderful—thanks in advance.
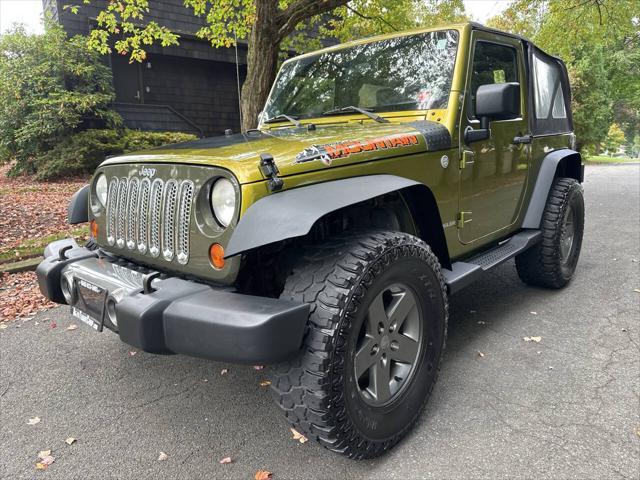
[522,148,583,229]
[225,175,420,258]
[68,184,89,224]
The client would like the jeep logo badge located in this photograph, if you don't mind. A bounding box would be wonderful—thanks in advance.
[440,155,449,169]
[140,166,156,178]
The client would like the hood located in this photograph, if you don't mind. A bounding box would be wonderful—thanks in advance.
[101,121,452,184]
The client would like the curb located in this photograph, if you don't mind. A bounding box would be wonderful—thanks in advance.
[0,257,42,274]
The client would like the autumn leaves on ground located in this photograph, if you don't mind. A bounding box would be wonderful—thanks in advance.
[0,163,88,322]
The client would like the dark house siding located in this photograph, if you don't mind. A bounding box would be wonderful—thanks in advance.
[44,0,247,136]
[43,0,334,136]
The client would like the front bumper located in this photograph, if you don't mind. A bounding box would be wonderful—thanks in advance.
[36,239,310,364]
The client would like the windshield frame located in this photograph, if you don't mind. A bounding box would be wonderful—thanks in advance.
[260,26,464,127]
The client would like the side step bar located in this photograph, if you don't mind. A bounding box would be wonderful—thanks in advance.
[442,230,542,294]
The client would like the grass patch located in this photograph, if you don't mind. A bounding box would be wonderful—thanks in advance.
[584,155,639,164]
[0,226,88,264]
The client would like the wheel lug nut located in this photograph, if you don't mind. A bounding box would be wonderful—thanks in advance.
[377,322,384,335]
[390,340,399,351]
[371,344,379,355]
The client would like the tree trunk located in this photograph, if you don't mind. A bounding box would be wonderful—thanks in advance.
[240,1,279,132]
[239,0,351,131]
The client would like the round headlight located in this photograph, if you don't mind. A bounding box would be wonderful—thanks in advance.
[210,178,236,227]
[95,173,108,206]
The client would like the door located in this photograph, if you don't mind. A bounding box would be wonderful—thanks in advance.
[458,34,530,244]
[110,54,144,104]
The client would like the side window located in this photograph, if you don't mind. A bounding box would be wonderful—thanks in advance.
[531,49,571,133]
[469,41,518,118]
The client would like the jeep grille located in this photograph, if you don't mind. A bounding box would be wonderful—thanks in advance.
[105,176,194,265]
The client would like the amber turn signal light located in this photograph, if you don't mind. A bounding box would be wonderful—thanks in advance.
[209,243,225,270]
[90,219,99,238]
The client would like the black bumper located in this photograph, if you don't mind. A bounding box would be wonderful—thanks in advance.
[36,240,310,364]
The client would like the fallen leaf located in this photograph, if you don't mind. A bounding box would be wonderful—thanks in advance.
[290,428,308,444]
[476,351,485,358]
[548,366,554,370]
[219,456,232,464]
[477,320,485,325]
[66,324,78,331]
[523,336,542,343]
[40,455,55,466]
[260,380,271,387]
[220,368,229,375]
[530,311,538,315]
[129,351,137,356]
[50,321,57,329]
[65,437,76,445]
[0,324,7,330]
[255,469,272,480]
[35,463,47,470]
[28,416,41,425]
[38,450,51,459]
[253,365,264,371]
[634,289,640,294]
[157,452,168,461]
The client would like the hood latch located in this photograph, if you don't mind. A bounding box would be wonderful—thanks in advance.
[259,153,284,192]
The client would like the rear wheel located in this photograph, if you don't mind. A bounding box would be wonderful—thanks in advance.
[516,177,584,288]
[269,231,448,459]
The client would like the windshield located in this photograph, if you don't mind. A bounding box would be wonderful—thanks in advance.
[263,29,459,121]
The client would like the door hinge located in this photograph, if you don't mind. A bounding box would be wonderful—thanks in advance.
[459,150,475,169]
[457,211,472,229]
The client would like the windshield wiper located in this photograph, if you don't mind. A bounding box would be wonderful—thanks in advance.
[264,113,303,128]
[322,106,389,123]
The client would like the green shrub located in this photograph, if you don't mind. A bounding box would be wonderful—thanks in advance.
[122,130,198,152]
[35,129,197,179]
[0,23,120,175]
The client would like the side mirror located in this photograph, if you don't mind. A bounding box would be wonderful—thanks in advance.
[465,82,520,144]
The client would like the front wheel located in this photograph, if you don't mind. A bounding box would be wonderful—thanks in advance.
[269,231,448,459]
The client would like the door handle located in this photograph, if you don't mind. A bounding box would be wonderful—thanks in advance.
[513,134,532,145]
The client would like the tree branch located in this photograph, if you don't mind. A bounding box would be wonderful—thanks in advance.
[345,5,399,32]
[275,0,351,42]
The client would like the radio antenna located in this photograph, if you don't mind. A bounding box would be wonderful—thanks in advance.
[233,30,244,133]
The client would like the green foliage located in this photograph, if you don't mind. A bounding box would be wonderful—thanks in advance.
[87,0,180,62]
[603,123,626,155]
[121,129,198,151]
[35,129,197,180]
[324,0,467,43]
[0,22,120,175]
[569,45,612,150]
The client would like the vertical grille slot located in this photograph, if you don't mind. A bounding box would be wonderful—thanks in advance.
[176,181,194,265]
[148,179,164,258]
[106,178,119,246]
[162,180,178,261]
[137,178,151,254]
[125,177,139,250]
[115,178,129,248]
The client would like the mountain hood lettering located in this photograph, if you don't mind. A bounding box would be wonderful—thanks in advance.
[295,133,420,165]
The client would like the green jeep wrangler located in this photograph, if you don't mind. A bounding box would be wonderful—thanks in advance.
[37,22,584,459]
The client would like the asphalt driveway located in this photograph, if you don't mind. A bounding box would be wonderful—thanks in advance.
[1,164,639,479]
